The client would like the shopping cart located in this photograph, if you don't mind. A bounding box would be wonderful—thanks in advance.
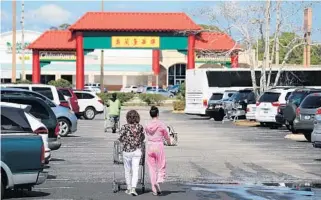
[112,140,146,193]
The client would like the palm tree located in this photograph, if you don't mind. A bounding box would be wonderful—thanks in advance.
[49,23,70,30]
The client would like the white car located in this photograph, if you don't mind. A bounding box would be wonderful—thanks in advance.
[73,90,104,120]
[0,102,51,163]
[312,107,321,148]
[255,88,295,126]
[2,84,62,106]
[246,103,257,121]
[84,86,102,93]
[120,85,138,93]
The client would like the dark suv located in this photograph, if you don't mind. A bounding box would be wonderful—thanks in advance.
[275,88,321,133]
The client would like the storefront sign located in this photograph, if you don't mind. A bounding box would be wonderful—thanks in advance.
[195,53,230,63]
[6,42,32,54]
[111,36,160,48]
[39,51,76,61]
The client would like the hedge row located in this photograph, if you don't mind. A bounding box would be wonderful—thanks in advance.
[173,100,185,111]
[97,92,135,105]
[138,93,166,106]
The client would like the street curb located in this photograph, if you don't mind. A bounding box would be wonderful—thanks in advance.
[233,120,260,127]
[284,134,307,141]
[172,110,185,114]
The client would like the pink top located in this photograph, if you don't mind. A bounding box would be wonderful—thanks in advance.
[145,119,170,143]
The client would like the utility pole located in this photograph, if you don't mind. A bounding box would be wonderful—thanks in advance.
[100,0,105,92]
[21,0,25,80]
[12,0,17,83]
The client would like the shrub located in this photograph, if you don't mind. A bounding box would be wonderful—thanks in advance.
[97,92,135,105]
[139,93,166,106]
[15,80,32,84]
[173,100,185,111]
[48,79,72,88]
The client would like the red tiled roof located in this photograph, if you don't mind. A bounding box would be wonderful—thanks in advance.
[69,12,201,32]
[27,30,76,50]
[195,32,241,51]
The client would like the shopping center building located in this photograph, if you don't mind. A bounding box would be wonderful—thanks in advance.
[1,12,253,90]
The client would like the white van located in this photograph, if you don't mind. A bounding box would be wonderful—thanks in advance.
[2,84,61,106]
[184,69,248,116]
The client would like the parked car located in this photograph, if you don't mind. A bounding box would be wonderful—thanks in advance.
[1,95,61,150]
[312,107,321,148]
[277,88,321,133]
[167,85,180,95]
[206,90,237,121]
[1,88,78,137]
[73,90,104,120]
[57,87,80,114]
[120,85,138,93]
[146,88,174,98]
[85,83,107,93]
[293,93,321,142]
[1,104,51,163]
[255,88,295,128]
[84,86,102,93]
[1,108,47,199]
[246,103,257,121]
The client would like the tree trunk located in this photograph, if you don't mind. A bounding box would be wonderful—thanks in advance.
[261,0,271,93]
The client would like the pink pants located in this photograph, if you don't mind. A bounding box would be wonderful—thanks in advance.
[146,142,166,193]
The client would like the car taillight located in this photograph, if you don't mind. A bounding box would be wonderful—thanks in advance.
[203,99,208,107]
[271,102,280,107]
[256,102,260,106]
[55,123,60,136]
[60,102,70,109]
[296,107,301,116]
[34,127,48,135]
[316,108,321,115]
[98,99,103,104]
[41,144,45,164]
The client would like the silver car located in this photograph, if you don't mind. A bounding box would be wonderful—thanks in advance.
[146,88,174,98]
[293,93,321,142]
[312,107,321,148]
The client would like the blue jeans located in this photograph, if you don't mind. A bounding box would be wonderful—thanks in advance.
[109,115,119,131]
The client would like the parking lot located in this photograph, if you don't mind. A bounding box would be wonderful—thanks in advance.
[5,107,321,199]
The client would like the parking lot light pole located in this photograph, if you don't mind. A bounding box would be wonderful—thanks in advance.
[12,0,17,83]
[100,0,105,92]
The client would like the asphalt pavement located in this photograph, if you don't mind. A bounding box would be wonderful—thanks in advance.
[5,107,321,200]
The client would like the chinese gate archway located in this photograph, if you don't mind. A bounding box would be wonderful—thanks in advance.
[28,12,201,89]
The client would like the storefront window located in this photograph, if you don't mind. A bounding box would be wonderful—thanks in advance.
[168,63,186,86]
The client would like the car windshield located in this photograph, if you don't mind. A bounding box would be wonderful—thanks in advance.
[301,95,321,109]
[259,92,280,102]
[210,93,223,100]
[234,91,252,101]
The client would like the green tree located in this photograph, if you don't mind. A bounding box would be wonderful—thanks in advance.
[48,79,72,88]
[198,24,222,32]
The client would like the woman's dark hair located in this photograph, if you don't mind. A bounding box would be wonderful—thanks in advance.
[149,106,159,118]
[126,110,140,124]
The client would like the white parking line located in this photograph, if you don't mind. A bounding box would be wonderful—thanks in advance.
[34,187,74,190]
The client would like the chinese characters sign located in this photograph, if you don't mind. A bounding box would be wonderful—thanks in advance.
[39,51,76,61]
[111,36,160,48]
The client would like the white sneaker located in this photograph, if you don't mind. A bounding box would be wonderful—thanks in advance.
[131,188,138,196]
[125,189,131,195]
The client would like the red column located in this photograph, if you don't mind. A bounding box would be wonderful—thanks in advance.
[152,49,160,75]
[32,50,40,83]
[76,32,84,90]
[231,51,239,68]
[187,34,196,70]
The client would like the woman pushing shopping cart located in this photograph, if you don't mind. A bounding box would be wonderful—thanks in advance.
[113,110,145,196]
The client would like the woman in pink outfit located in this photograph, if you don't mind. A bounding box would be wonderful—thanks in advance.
[145,106,171,196]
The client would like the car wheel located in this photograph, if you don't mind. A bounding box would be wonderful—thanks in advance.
[84,107,96,120]
[169,94,174,98]
[58,118,70,137]
[304,132,312,142]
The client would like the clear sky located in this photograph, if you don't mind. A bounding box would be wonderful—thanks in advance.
[1,0,321,41]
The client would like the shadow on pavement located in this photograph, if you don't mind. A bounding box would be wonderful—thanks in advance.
[4,190,50,199]
[314,158,321,162]
[50,158,66,162]
[159,190,186,196]
[66,135,81,138]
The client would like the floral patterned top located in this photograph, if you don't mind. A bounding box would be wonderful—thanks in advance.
[119,124,145,152]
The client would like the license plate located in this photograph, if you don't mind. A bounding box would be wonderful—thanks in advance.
[264,111,268,114]
[237,105,242,109]
[209,106,213,109]
[304,115,311,120]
